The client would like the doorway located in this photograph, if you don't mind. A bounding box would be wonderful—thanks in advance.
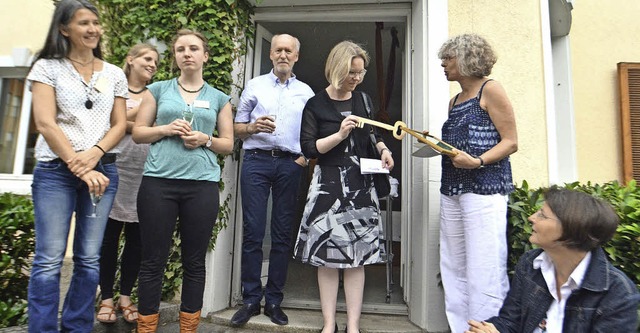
[243,15,409,315]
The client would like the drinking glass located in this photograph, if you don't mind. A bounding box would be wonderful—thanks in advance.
[182,104,195,126]
[268,114,277,135]
[88,192,102,218]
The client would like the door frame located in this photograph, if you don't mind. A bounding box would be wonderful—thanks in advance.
[229,1,451,330]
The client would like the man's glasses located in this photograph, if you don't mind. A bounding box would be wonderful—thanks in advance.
[348,69,367,79]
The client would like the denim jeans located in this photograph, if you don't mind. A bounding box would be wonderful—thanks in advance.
[240,151,303,305]
[28,159,118,333]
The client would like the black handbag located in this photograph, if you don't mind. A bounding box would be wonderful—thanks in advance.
[361,92,391,198]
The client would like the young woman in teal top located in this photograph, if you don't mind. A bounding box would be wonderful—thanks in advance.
[132,28,234,332]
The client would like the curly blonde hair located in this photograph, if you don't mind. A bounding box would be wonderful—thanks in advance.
[438,34,497,77]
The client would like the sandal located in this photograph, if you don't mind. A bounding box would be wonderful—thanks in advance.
[96,301,117,324]
[118,303,139,323]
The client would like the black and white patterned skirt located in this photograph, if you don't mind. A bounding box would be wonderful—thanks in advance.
[293,163,385,268]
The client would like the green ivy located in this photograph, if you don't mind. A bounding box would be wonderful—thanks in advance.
[92,0,255,300]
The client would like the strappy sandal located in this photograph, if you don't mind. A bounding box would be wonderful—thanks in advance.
[96,302,117,324]
[118,303,139,323]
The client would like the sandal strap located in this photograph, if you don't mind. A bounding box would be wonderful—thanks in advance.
[98,302,116,311]
[119,304,138,314]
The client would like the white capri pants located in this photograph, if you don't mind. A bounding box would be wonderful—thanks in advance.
[439,193,509,333]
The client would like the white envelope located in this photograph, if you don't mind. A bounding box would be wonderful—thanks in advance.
[360,158,390,174]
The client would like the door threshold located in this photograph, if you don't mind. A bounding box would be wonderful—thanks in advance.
[282,298,408,315]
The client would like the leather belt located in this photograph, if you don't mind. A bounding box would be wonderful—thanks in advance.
[246,149,300,158]
[51,153,116,165]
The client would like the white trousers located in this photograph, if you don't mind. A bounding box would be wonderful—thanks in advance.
[439,193,509,333]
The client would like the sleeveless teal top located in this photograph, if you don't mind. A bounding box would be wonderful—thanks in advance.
[143,79,230,182]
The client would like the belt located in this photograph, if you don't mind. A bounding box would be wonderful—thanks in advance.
[51,153,116,165]
[247,149,300,158]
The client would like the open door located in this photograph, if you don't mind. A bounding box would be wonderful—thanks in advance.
[242,16,410,315]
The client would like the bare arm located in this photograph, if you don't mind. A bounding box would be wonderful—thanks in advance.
[181,102,235,154]
[234,115,276,139]
[451,80,518,169]
[132,90,190,144]
[31,82,78,163]
[210,102,234,154]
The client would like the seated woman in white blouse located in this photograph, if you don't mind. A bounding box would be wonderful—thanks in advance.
[466,187,640,333]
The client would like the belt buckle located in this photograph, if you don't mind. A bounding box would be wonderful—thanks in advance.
[271,150,279,157]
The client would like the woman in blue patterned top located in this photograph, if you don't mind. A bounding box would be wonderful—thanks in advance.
[132,29,234,332]
[437,33,518,333]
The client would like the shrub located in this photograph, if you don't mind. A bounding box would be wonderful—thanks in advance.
[507,180,640,290]
[0,193,34,327]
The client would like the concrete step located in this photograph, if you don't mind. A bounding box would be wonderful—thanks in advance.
[0,303,423,333]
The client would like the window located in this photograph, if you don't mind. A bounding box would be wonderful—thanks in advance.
[617,62,640,182]
[0,67,36,175]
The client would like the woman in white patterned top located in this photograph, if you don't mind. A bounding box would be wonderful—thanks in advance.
[26,0,127,331]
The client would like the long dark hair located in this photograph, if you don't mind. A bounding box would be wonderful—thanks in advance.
[34,0,103,63]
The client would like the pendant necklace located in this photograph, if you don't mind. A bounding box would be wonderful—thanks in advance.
[177,79,205,93]
[69,57,96,109]
[128,86,147,94]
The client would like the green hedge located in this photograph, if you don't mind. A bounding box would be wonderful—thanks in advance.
[0,193,34,327]
[507,180,640,289]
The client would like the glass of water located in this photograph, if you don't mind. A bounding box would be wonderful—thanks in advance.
[268,114,277,135]
[88,192,102,217]
[182,104,194,126]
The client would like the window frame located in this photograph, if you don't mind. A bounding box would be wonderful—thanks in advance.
[617,62,640,182]
[0,66,34,194]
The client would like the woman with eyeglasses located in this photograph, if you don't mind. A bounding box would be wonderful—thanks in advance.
[294,40,393,333]
[437,33,518,333]
[466,187,639,333]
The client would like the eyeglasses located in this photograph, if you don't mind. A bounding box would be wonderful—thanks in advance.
[534,209,559,221]
[348,69,367,79]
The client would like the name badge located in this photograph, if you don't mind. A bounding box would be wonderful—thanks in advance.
[193,100,210,109]
[94,76,109,93]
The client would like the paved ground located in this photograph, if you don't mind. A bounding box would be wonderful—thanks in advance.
[3,253,423,333]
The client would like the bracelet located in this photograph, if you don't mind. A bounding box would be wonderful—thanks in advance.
[380,147,392,156]
[477,155,485,169]
[93,144,106,155]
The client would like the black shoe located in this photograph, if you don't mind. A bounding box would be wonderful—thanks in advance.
[264,303,288,325]
[230,303,260,326]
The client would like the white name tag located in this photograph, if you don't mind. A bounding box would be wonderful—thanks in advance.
[193,100,210,109]
[94,76,109,93]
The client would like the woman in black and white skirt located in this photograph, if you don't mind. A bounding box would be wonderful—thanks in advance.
[294,40,394,333]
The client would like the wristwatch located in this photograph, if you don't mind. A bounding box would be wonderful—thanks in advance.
[205,135,213,148]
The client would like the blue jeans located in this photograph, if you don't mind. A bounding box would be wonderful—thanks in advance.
[240,151,303,305]
[28,159,118,333]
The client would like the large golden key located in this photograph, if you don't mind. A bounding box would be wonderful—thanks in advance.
[354,116,407,140]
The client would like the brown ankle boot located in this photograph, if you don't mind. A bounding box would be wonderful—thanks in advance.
[179,310,201,333]
[137,313,159,333]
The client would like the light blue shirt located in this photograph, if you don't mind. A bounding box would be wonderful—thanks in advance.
[144,79,230,182]
[235,70,314,154]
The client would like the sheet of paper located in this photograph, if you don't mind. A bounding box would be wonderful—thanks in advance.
[360,158,390,174]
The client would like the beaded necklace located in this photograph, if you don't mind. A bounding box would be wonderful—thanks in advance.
[177,79,205,93]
